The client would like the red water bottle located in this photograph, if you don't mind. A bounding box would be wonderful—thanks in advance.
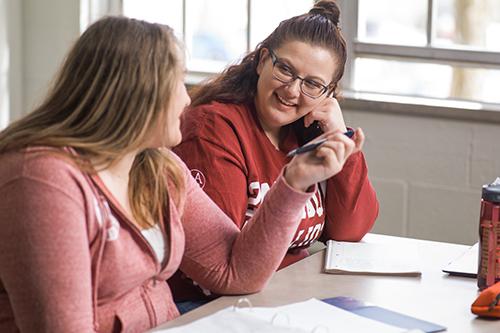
[478,178,500,290]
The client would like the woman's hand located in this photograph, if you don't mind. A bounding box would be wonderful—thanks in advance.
[303,97,347,133]
[284,128,365,192]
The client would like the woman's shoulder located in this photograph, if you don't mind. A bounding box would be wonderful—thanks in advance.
[183,101,253,125]
[0,146,104,241]
[161,148,198,211]
[0,146,87,191]
[181,101,256,140]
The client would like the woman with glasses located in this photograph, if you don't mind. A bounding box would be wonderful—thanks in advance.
[171,0,379,310]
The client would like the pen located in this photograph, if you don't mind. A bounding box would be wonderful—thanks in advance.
[286,129,355,157]
[344,128,355,138]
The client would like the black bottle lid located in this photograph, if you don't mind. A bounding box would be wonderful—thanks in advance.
[482,178,500,203]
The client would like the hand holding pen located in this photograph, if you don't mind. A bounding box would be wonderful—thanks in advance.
[287,129,355,157]
[283,128,365,192]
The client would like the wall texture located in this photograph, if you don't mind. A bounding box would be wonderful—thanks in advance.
[22,0,80,115]
[3,0,80,121]
[343,106,500,245]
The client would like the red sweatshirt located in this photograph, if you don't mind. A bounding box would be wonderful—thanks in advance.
[171,101,379,301]
[0,147,314,333]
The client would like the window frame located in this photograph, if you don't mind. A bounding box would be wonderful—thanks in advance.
[120,0,318,82]
[338,0,500,103]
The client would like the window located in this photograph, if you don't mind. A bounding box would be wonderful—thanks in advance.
[121,0,500,106]
[122,0,312,75]
[340,0,500,105]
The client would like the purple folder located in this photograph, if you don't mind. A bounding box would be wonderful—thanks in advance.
[323,296,446,333]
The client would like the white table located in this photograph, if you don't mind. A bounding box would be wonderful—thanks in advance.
[151,234,496,332]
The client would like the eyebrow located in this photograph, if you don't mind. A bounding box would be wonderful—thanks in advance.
[275,55,329,85]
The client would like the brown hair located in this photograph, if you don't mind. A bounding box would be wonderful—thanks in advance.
[0,16,185,228]
[190,0,346,108]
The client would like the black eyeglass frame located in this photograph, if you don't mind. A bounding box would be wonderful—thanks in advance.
[268,49,332,99]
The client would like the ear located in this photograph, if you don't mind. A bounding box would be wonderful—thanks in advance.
[256,48,270,76]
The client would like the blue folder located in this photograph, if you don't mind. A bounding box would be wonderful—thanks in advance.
[323,296,446,333]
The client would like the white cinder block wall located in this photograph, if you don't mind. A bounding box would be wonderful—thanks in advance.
[343,106,500,245]
[22,0,79,114]
[4,0,79,121]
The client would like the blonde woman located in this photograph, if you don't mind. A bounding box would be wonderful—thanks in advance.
[0,16,361,332]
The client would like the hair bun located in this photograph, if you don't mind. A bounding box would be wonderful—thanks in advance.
[309,0,341,26]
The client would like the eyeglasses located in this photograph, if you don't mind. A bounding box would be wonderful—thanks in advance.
[268,49,330,99]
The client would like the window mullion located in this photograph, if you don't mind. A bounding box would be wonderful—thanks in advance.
[426,0,435,46]
[182,0,186,44]
[338,0,358,92]
[247,0,251,52]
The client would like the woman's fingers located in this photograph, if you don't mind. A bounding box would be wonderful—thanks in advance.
[352,127,365,152]
[315,140,345,168]
[285,127,366,191]
[304,109,328,128]
[303,98,347,133]
[315,146,341,175]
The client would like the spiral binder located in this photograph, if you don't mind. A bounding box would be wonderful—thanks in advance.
[158,298,427,332]
[231,297,309,333]
[233,297,253,311]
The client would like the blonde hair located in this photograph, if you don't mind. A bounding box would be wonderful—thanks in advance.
[0,16,185,228]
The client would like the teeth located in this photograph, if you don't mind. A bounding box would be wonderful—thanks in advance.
[276,94,295,107]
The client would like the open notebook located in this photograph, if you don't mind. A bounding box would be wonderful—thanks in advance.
[324,296,446,333]
[324,239,422,276]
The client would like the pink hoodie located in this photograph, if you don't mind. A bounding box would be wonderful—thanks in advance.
[0,147,313,332]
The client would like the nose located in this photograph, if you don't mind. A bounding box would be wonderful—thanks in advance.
[283,78,301,97]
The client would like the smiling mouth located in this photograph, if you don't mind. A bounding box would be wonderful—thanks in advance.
[275,93,296,107]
